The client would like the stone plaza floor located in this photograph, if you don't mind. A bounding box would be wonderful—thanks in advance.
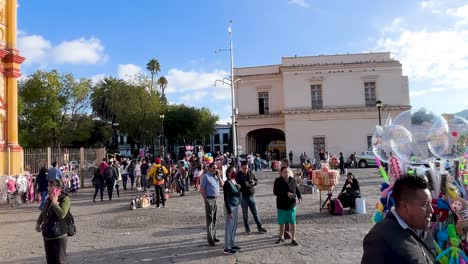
[0,168,382,264]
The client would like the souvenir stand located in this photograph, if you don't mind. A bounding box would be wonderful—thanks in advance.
[312,164,340,212]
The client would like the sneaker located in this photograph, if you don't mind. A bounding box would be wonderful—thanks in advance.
[163,205,166,208]
[213,238,220,243]
[245,230,251,235]
[258,227,268,233]
[232,246,241,250]
[158,206,161,208]
[275,238,285,244]
[291,240,299,246]
[208,242,216,247]
[223,249,237,255]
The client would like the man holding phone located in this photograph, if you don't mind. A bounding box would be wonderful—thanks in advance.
[236,161,268,234]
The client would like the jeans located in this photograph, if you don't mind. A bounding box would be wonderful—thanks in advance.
[106,180,114,200]
[224,205,239,250]
[155,184,165,207]
[178,179,186,194]
[129,173,135,189]
[39,191,48,209]
[241,194,263,231]
[185,177,190,191]
[204,198,217,244]
[122,174,129,190]
[141,174,148,191]
[44,237,67,264]
[93,184,104,201]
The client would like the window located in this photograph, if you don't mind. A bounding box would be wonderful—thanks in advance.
[223,133,229,144]
[214,134,220,144]
[258,92,269,115]
[364,82,376,107]
[311,85,323,109]
[367,136,372,150]
[313,137,325,159]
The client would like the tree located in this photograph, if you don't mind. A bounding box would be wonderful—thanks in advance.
[146,59,160,94]
[157,76,168,99]
[90,77,127,122]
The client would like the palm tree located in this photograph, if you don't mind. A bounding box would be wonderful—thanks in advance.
[91,77,127,121]
[157,76,168,98]
[146,59,160,94]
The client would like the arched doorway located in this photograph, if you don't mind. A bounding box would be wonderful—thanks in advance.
[245,128,286,160]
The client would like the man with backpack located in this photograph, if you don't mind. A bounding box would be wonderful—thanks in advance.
[148,159,169,208]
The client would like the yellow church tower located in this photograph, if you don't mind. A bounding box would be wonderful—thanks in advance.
[0,0,24,175]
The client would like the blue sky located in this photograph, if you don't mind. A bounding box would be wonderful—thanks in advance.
[17,0,468,123]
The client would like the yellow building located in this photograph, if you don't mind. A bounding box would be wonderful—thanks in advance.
[0,0,24,175]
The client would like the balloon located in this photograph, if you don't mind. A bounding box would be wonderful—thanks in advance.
[440,115,468,159]
[372,126,392,163]
[386,125,413,163]
[393,108,448,163]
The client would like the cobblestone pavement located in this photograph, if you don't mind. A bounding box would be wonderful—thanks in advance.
[0,168,382,264]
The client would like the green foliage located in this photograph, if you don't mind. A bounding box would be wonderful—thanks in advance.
[18,61,219,150]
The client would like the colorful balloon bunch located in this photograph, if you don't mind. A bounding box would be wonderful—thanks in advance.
[372,108,468,261]
[202,153,214,165]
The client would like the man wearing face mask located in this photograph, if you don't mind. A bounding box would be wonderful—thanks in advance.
[361,176,436,264]
[236,161,268,235]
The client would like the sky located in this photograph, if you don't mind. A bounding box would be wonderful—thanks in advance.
[17,0,468,124]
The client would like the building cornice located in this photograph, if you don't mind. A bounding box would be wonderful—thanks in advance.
[281,105,410,114]
[279,61,401,73]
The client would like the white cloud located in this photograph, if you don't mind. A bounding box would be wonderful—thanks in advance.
[53,38,107,64]
[217,117,232,125]
[165,68,228,94]
[18,34,51,65]
[90,73,106,85]
[18,32,107,66]
[288,0,310,8]
[376,3,468,102]
[381,17,404,34]
[118,64,143,81]
[419,0,437,9]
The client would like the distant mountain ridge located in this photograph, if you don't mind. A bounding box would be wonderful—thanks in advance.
[454,109,468,119]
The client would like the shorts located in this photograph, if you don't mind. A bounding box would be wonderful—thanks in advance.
[277,207,297,225]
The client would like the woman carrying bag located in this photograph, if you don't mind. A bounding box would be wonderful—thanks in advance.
[273,166,302,246]
[36,179,71,264]
[223,166,241,255]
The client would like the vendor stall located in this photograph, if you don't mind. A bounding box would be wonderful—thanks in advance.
[312,167,340,212]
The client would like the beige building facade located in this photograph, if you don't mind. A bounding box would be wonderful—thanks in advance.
[234,52,410,164]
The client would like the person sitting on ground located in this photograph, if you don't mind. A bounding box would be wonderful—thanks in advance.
[337,172,360,209]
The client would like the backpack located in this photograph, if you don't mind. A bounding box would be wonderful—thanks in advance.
[104,167,114,181]
[329,198,343,215]
[156,167,164,181]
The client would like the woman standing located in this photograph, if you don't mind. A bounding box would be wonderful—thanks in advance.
[35,179,71,264]
[35,167,49,210]
[120,160,129,191]
[273,167,302,246]
[223,166,241,255]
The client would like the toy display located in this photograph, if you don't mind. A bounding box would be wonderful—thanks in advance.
[371,108,468,262]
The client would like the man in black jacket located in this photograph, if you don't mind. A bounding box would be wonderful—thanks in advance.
[361,176,436,264]
[236,161,268,234]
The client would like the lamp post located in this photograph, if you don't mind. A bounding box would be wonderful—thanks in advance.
[214,20,238,157]
[160,114,165,157]
[375,99,382,126]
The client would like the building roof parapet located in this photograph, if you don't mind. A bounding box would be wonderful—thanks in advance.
[237,112,283,119]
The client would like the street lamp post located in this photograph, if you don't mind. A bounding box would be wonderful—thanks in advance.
[376,99,382,126]
[160,114,165,158]
[214,20,238,157]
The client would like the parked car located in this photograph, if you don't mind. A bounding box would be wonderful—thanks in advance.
[355,151,378,168]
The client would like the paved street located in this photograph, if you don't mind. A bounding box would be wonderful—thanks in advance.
[0,168,382,264]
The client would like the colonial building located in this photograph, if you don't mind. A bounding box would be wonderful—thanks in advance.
[234,52,410,164]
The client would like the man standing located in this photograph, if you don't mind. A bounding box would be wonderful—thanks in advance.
[47,162,63,181]
[148,159,169,208]
[236,161,268,234]
[140,159,149,192]
[200,163,221,246]
[339,152,345,175]
[289,151,293,164]
[361,176,436,263]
